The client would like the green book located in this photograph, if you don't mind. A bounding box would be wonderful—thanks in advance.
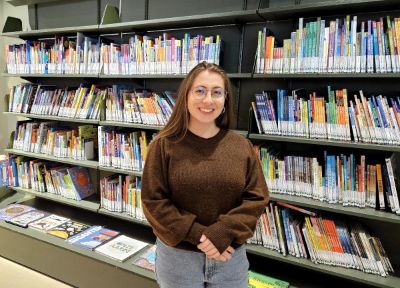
[248,270,290,288]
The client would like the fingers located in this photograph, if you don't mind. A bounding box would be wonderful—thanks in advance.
[200,234,206,242]
[197,238,213,252]
[226,246,235,254]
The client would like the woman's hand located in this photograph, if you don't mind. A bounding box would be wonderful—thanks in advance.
[197,234,235,261]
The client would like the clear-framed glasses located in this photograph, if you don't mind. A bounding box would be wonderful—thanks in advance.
[191,86,227,100]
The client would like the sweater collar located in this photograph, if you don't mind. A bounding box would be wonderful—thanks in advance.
[185,128,226,145]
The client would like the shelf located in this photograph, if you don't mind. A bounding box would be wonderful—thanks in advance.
[270,193,400,224]
[0,221,156,282]
[1,73,99,78]
[8,186,100,212]
[99,10,259,33]
[1,25,99,39]
[257,0,400,21]
[246,245,400,288]
[253,73,400,79]
[4,112,99,124]
[99,121,163,130]
[6,0,64,6]
[5,149,99,169]
[98,208,150,227]
[248,134,400,152]
[98,166,143,177]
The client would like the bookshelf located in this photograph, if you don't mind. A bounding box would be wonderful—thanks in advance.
[1,0,400,287]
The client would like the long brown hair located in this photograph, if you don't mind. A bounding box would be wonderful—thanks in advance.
[155,61,234,142]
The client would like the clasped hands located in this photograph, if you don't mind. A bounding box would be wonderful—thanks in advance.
[197,234,234,262]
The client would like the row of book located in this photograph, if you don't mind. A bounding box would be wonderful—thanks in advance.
[253,88,400,145]
[102,34,222,75]
[105,87,176,125]
[98,127,152,171]
[255,145,400,214]
[6,156,95,201]
[248,202,394,277]
[8,83,104,120]
[5,33,100,75]
[100,174,145,221]
[13,121,97,161]
[3,154,147,222]
[0,155,8,187]
[5,32,222,75]
[0,203,153,264]
[255,16,400,74]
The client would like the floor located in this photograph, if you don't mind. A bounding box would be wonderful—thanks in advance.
[0,256,72,288]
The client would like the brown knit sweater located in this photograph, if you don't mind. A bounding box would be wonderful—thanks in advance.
[141,129,269,254]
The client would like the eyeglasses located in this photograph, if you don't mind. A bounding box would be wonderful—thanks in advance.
[191,86,227,100]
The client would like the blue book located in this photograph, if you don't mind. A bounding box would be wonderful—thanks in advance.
[68,226,120,250]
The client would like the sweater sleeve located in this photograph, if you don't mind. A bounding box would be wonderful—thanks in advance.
[203,140,269,254]
[141,138,207,247]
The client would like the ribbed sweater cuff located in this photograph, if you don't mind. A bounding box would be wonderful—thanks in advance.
[203,222,234,254]
[184,222,207,245]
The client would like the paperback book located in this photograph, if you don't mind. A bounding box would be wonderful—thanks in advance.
[132,245,156,272]
[94,235,148,262]
[67,226,120,249]
[0,204,35,221]
[28,214,70,232]
[47,220,92,239]
[6,210,50,228]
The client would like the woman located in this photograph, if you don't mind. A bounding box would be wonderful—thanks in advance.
[141,61,269,288]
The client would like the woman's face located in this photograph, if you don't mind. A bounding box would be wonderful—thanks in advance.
[187,70,226,128]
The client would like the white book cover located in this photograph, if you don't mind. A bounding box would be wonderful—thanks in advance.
[95,235,148,262]
[6,210,50,228]
[28,214,70,232]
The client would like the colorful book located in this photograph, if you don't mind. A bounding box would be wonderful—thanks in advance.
[28,214,70,232]
[94,235,148,262]
[68,226,120,250]
[132,245,156,272]
[248,270,290,288]
[47,220,92,239]
[0,204,35,221]
[6,210,50,228]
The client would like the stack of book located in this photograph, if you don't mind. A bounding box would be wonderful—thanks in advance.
[98,127,152,171]
[101,33,221,75]
[249,202,394,277]
[256,145,400,213]
[5,33,101,75]
[7,157,95,201]
[255,16,400,74]
[105,87,176,125]
[8,83,105,120]
[1,204,149,262]
[100,174,145,221]
[253,88,400,145]
[13,121,97,161]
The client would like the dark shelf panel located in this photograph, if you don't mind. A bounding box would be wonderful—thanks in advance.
[9,186,100,212]
[246,245,400,288]
[99,10,259,33]
[248,134,400,152]
[1,25,99,39]
[6,0,63,6]
[98,208,150,227]
[270,193,400,224]
[98,166,143,177]
[4,112,99,124]
[258,0,400,21]
[4,149,99,169]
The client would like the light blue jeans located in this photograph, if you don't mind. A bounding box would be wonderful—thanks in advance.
[155,238,249,288]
